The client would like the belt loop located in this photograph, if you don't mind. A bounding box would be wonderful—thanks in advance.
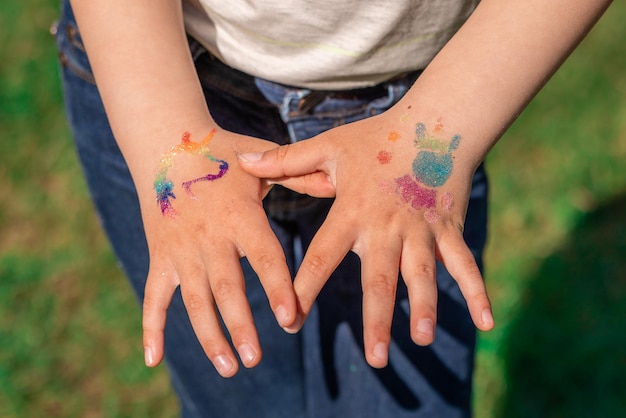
[187,36,207,61]
[297,91,328,114]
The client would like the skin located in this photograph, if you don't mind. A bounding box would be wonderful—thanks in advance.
[70,0,612,374]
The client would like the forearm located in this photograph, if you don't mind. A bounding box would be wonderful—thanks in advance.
[70,0,215,188]
[398,0,612,170]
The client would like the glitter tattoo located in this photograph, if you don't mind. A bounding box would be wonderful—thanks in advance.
[377,150,393,164]
[391,122,459,223]
[154,130,229,216]
[387,131,401,142]
[413,122,460,187]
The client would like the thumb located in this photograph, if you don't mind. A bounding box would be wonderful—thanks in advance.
[238,139,332,179]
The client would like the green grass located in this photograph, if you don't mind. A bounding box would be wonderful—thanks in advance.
[476,3,626,417]
[0,1,177,416]
[1,1,625,417]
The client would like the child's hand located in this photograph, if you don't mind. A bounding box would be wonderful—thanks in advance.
[238,110,494,368]
[140,130,297,377]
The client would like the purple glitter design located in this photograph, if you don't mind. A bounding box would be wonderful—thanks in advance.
[182,157,229,198]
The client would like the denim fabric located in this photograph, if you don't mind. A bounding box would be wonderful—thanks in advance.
[55,1,487,416]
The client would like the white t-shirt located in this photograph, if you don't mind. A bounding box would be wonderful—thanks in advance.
[183,0,479,90]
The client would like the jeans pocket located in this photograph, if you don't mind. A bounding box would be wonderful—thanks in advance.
[52,16,95,85]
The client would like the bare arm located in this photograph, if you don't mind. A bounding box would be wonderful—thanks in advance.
[240,0,613,367]
[400,0,612,166]
[70,0,298,376]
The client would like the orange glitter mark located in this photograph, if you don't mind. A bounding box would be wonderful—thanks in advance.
[387,131,401,142]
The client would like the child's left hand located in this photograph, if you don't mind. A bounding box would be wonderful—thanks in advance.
[239,107,494,368]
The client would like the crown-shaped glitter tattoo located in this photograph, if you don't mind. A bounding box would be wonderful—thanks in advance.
[412,122,461,188]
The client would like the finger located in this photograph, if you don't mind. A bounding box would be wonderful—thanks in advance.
[178,259,239,378]
[268,172,336,198]
[142,264,178,367]
[238,139,332,179]
[237,211,298,330]
[358,239,401,368]
[399,234,438,346]
[436,233,494,331]
[291,207,354,332]
[206,244,261,369]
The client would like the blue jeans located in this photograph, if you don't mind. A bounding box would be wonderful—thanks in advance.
[55,1,488,416]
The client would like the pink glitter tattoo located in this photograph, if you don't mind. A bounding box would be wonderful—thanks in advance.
[441,192,454,212]
[395,175,436,209]
[424,209,440,224]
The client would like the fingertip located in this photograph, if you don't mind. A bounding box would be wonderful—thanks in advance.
[144,345,154,367]
[142,308,167,368]
[274,304,291,327]
[413,317,435,346]
[479,307,495,331]
[144,345,157,367]
[281,312,304,334]
[213,354,238,378]
[237,342,261,368]
[143,340,164,367]
[275,303,303,331]
[237,152,263,165]
[368,342,389,369]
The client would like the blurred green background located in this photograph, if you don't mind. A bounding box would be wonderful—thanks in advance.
[1,1,624,417]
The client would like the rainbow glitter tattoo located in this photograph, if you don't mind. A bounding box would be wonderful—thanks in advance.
[393,122,459,223]
[154,130,228,216]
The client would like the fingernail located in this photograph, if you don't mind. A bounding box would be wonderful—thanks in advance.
[482,308,494,328]
[214,355,235,377]
[237,343,257,366]
[282,313,303,334]
[238,152,262,163]
[373,342,388,364]
[275,305,290,327]
[144,346,155,367]
[417,318,434,338]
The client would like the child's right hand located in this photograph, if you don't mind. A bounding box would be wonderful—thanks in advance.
[139,128,298,377]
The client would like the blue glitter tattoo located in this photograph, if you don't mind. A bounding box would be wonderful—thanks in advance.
[411,123,460,187]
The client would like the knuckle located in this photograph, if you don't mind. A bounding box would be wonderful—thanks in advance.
[415,263,435,279]
[203,341,227,359]
[254,252,279,276]
[225,323,249,341]
[369,322,392,339]
[182,291,208,316]
[303,254,330,278]
[142,293,160,312]
[212,279,238,302]
[461,258,482,279]
[363,273,397,299]
[469,287,489,302]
